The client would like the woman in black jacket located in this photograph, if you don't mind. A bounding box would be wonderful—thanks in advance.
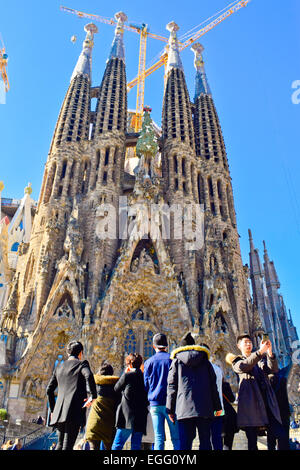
[111,353,149,450]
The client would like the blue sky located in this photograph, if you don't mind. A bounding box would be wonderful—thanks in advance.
[1,0,299,335]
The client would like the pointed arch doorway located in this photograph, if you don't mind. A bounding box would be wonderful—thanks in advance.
[124,307,158,361]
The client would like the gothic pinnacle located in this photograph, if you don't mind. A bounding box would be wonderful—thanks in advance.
[70,23,98,83]
[191,43,211,99]
[165,21,183,75]
[248,228,255,252]
[108,11,127,63]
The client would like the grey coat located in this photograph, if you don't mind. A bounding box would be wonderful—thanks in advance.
[232,351,282,428]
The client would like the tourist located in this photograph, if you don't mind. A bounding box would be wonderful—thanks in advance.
[11,438,22,450]
[111,353,149,450]
[222,379,238,450]
[166,332,222,450]
[46,340,97,450]
[85,362,120,450]
[1,439,13,450]
[268,365,292,450]
[209,355,224,450]
[143,333,180,450]
[228,333,284,450]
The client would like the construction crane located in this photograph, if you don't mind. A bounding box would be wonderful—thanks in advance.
[127,0,251,92]
[60,1,251,131]
[60,6,169,131]
[0,34,9,92]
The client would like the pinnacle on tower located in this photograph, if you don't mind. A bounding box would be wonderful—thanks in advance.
[70,23,98,83]
[92,11,128,137]
[165,21,184,76]
[248,228,255,252]
[108,11,128,63]
[191,43,211,99]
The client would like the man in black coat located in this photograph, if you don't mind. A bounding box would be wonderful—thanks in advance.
[46,341,97,450]
[166,333,222,450]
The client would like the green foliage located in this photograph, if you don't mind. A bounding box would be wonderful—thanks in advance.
[136,108,159,158]
[0,409,7,420]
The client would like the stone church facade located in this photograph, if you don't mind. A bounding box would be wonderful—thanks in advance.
[0,14,298,422]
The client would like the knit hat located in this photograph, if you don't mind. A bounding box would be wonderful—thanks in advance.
[153,333,168,349]
[180,332,195,346]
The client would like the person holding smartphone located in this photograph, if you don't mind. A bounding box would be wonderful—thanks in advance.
[228,334,284,450]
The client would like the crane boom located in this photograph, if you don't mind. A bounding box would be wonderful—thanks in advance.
[127,0,250,91]
[60,5,169,130]
[0,35,9,92]
[60,1,251,131]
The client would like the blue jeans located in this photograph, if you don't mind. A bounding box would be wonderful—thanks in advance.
[111,428,143,450]
[150,406,180,450]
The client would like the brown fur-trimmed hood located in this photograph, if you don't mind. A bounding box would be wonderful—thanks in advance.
[93,375,119,386]
[225,353,242,366]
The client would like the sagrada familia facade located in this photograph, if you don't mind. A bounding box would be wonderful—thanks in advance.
[0,13,299,422]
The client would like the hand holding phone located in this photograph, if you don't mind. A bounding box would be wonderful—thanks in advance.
[82,396,93,408]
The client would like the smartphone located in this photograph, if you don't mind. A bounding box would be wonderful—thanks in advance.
[82,396,93,408]
[262,334,269,342]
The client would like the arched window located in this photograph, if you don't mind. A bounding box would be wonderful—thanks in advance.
[144,331,154,360]
[124,329,137,355]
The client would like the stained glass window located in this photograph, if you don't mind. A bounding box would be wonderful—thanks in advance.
[124,329,137,355]
[144,330,154,360]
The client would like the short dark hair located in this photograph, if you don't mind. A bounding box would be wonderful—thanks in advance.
[153,333,168,349]
[125,353,143,369]
[98,362,114,376]
[66,341,83,358]
[236,334,252,345]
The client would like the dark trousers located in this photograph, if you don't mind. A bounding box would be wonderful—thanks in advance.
[245,427,258,450]
[211,416,223,450]
[55,421,81,450]
[267,423,290,451]
[223,432,235,450]
[178,417,213,450]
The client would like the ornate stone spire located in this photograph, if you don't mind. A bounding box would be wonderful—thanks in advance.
[108,12,127,63]
[165,21,183,75]
[70,23,98,83]
[248,228,255,252]
[263,240,280,288]
[191,43,211,99]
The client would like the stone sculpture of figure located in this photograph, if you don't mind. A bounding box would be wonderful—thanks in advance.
[131,257,139,273]
[139,248,154,269]
[63,202,83,265]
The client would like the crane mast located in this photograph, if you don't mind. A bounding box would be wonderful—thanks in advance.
[60,1,251,130]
